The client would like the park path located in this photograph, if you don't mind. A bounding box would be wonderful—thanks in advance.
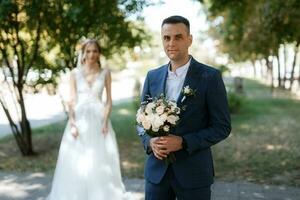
[0,171,300,200]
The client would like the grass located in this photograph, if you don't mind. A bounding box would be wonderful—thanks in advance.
[213,79,300,186]
[0,101,145,178]
[0,79,300,186]
[110,101,146,178]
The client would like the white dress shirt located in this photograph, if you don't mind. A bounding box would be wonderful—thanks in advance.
[165,58,191,101]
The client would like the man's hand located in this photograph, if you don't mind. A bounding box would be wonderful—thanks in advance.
[158,134,183,153]
[150,137,169,160]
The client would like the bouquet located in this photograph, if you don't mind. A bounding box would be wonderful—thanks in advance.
[136,94,181,164]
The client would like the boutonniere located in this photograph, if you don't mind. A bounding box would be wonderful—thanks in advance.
[181,86,196,102]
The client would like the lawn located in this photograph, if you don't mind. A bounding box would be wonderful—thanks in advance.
[0,79,299,186]
[213,79,300,186]
[0,100,145,178]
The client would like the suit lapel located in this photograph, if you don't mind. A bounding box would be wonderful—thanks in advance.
[176,58,200,106]
[155,64,169,97]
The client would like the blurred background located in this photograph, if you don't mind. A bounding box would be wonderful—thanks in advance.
[1,0,300,199]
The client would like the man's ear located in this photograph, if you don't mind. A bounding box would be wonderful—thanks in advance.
[189,34,193,46]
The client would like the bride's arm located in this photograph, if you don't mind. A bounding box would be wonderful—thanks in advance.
[69,70,78,135]
[103,69,112,127]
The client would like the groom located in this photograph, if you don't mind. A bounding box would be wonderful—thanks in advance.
[137,15,231,200]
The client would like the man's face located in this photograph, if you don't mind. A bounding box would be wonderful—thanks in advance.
[161,23,192,62]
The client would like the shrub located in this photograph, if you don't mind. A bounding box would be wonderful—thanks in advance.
[227,91,244,113]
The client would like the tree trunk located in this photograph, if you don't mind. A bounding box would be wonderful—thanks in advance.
[289,41,300,90]
[0,98,26,155]
[277,49,282,87]
[265,57,274,91]
[283,43,288,88]
[259,59,267,79]
[0,85,35,156]
[18,86,34,155]
[251,60,257,78]
[0,63,35,156]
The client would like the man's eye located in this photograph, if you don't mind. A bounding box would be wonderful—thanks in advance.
[175,35,182,40]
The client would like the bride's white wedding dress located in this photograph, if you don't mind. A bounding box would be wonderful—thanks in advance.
[47,68,131,200]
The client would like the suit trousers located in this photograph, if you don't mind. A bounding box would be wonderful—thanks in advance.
[145,166,211,200]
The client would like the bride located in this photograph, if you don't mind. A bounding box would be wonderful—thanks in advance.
[47,39,132,200]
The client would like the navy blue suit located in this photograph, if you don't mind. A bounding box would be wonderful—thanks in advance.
[137,57,231,199]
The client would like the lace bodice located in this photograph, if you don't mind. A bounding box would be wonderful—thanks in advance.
[74,68,108,104]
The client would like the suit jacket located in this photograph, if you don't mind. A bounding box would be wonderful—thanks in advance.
[137,57,231,188]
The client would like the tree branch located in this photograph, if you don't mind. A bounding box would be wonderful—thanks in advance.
[1,69,22,121]
[0,36,17,86]
[25,16,42,81]
[13,9,26,84]
[0,93,24,149]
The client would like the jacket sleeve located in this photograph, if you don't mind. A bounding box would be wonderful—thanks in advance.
[136,72,152,155]
[182,70,231,154]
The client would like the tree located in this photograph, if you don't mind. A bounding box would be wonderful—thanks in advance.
[0,0,149,156]
[0,0,52,156]
[46,0,150,70]
[201,0,300,90]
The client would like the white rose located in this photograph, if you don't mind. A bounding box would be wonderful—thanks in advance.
[146,113,155,123]
[136,109,145,123]
[152,126,159,132]
[156,105,165,115]
[136,113,141,123]
[152,114,164,129]
[159,113,168,122]
[167,115,179,125]
[145,102,155,114]
[170,105,176,112]
[149,102,155,108]
[163,125,170,132]
[138,114,146,124]
[142,119,151,130]
[166,108,173,114]
[142,114,155,130]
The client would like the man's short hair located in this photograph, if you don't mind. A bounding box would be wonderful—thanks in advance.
[161,15,190,34]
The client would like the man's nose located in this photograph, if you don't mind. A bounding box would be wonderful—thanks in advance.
[169,38,176,46]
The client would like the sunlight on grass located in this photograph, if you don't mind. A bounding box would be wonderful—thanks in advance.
[265,144,285,151]
[122,161,140,169]
[0,151,7,157]
[118,108,131,116]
